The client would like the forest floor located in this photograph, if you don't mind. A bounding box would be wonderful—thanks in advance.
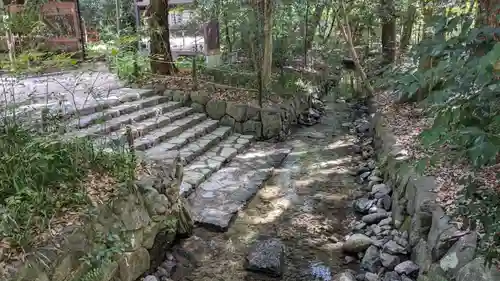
[374,90,499,215]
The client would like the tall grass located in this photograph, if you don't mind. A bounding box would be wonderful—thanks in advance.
[0,120,136,250]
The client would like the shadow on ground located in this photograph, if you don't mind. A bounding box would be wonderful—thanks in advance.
[167,96,364,281]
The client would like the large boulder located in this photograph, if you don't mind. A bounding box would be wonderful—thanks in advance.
[456,257,500,281]
[205,99,227,119]
[220,115,236,127]
[190,91,211,105]
[226,102,248,122]
[261,109,282,139]
[246,238,285,277]
[361,245,382,273]
[342,234,373,253]
[437,232,477,280]
[353,197,375,214]
[117,247,150,281]
[242,120,263,138]
[427,207,460,261]
[412,238,432,275]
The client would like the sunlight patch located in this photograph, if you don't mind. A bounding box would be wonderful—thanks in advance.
[248,207,286,224]
[307,157,351,170]
[326,139,353,150]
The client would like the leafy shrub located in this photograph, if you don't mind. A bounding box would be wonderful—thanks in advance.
[383,14,500,167]
[381,13,500,265]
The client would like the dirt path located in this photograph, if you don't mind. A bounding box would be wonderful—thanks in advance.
[168,95,363,281]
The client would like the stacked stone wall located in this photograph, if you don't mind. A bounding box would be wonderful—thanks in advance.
[4,151,193,281]
[369,102,500,281]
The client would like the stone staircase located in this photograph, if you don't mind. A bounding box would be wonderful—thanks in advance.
[59,87,290,231]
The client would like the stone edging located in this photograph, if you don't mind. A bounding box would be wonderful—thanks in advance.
[369,101,499,281]
[4,151,193,281]
[163,88,311,140]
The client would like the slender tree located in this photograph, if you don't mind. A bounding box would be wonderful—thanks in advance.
[148,0,177,74]
[400,2,417,52]
[380,0,396,65]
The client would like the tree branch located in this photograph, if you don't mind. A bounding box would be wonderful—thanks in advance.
[339,0,374,97]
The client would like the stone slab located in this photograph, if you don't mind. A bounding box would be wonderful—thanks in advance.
[137,115,213,151]
[178,126,233,164]
[66,103,187,139]
[68,95,173,129]
[180,133,255,196]
[246,238,285,277]
[103,107,196,147]
[189,142,291,231]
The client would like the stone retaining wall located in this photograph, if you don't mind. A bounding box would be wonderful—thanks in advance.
[5,151,193,281]
[163,88,310,140]
[202,68,257,89]
[370,105,500,281]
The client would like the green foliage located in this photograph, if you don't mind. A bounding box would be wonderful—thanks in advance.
[0,121,136,250]
[381,10,500,265]
[81,231,126,266]
[456,175,500,268]
[76,267,104,281]
[106,35,150,84]
[384,14,500,168]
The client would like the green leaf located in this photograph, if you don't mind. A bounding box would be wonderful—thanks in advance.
[419,129,441,147]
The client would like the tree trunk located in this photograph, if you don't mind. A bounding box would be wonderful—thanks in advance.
[305,3,326,50]
[223,11,232,53]
[477,0,500,27]
[380,0,397,65]
[303,0,309,66]
[340,0,374,97]
[322,7,338,44]
[418,2,435,70]
[474,0,499,57]
[261,0,273,89]
[400,4,417,52]
[149,0,177,75]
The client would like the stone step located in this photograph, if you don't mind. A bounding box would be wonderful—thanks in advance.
[180,133,256,197]
[101,107,198,148]
[177,126,233,165]
[137,117,217,152]
[5,88,155,123]
[66,101,182,139]
[188,142,291,231]
[68,95,173,129]
[66,88,157,117]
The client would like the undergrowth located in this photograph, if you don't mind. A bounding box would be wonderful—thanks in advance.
[380,11,500,266]
[0,121,136,251]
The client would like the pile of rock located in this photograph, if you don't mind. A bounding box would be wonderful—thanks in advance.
[142,252,177,281]
[334,101,500,281]
[341,163,419,281]
[334,104,419,281]
[298,94,325,126]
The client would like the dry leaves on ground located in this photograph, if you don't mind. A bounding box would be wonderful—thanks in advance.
[0,165,147,269]
[152,73,284,106]
[374,90,499,214]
